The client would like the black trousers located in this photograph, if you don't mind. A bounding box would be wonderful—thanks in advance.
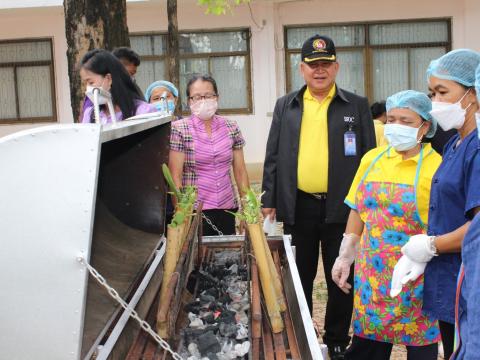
[284,190,353,347]
[439,320,455,360]
[345,336,438,360]
[201,208,237,236]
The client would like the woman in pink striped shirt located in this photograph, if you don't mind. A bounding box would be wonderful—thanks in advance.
[169,75,250,235]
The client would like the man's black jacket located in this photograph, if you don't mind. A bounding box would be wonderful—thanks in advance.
[262,85,376,225]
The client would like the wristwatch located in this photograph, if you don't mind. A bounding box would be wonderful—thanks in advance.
[429,236,438,256]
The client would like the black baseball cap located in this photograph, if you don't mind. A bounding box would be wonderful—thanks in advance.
[301,35,336,63]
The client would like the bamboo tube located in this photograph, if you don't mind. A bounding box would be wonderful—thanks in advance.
[158,224,183,315]
[261,229,287,312]
[248,223,284,333]
[251,259,262,339]
[180,212,192,247]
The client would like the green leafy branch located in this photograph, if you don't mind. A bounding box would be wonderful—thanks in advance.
[227,187,263,224]
[162,164,197,228]
[197,0,251,15]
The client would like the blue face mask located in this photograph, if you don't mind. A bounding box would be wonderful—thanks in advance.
[154,101,166,113]
[384,123,423,151]
[167,99,176,113]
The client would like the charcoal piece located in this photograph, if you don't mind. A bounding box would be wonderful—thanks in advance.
[219,322,237,338]
[228,264,238,275]
[216,294,231,305]
[203,287,219,298]
[197,331,221,356]
[205,352,219,360]
[200,294,216,304]
[201,312,215,324]
[210,266,228,278]
[182,325,220,345]
[184,301,202,314]
[198,270,220,285]
[187,343,201,358]
[186,270,198,293]
[189,317,204,328]
[217,309,236,324]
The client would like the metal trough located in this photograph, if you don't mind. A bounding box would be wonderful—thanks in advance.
[129,234,323,360]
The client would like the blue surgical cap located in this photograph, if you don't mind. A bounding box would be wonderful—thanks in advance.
[476,64,480,103]
[426,49,480,87]
[145,80,179,102]
[386,90,437,138]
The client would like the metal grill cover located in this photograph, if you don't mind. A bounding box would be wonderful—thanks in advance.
[0,117,171,360]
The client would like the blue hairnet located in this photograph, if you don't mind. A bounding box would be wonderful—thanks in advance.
[145,80,179,102]
[476,64,480,103]
[426,49,480,87]
[386,90,437,138]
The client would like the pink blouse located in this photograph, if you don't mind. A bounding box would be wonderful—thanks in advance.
[170,115,245,210]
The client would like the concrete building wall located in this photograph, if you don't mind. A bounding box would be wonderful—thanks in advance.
[0,0,478,178]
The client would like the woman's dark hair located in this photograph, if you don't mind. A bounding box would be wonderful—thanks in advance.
[186,74,218,98]
[81,49,143,119]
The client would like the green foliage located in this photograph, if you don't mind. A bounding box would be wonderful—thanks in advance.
[197,0,251,15]
[162,163,180,200]
[228,187,263,224]
[162,163,197,228]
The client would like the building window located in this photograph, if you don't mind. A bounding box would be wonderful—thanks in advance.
[285,19,451,101]
[0,39,56,124]
[131,28,252,114]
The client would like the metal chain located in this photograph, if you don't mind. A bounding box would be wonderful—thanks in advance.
[201,212,224,236]
[77,257,184,360]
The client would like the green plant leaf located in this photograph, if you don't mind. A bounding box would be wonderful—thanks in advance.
[162,163,181,200]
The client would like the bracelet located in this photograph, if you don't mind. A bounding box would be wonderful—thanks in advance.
[429,236,438,256]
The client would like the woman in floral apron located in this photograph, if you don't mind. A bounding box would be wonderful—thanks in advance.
[331,90,442,359]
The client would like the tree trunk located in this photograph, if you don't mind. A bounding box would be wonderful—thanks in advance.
[64,0,131,122]
[167,0,180,107]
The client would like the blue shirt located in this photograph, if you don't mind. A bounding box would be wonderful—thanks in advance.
[453,213,480,360]
[423,131,480,324]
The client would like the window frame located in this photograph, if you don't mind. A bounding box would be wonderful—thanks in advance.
[284,18,452,100]
[131,27,253,115]
[0,37,57,124]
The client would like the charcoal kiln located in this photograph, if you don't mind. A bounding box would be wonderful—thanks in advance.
[0,117,323,360]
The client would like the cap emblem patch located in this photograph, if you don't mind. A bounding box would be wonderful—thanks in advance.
[312,39,326,50]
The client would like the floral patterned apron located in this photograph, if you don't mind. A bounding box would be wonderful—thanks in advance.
[352,146,440,345]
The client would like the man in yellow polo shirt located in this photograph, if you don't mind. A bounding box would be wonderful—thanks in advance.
[298,83,336,193]
[262,35,376,359]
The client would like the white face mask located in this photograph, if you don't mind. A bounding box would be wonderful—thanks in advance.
[430,90,472,131]
[384,123,423,152]
[85,78,111,105]
[190,99,218,121]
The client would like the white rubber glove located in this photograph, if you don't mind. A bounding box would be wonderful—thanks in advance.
[262,214,277,236]
[390,255,427,297]
[401,234,437,263]
[332,233,360,294]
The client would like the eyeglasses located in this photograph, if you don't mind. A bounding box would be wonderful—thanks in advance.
[188,93,218,102]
